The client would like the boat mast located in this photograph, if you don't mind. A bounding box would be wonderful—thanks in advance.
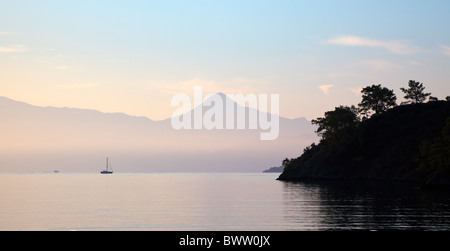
[106,157,109,171]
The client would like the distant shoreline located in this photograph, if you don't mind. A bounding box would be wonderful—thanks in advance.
[262,166,285,173]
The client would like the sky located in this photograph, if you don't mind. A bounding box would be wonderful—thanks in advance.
[1,0,450,121]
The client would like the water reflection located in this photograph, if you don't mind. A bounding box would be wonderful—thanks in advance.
[282,181,450,230]
[1,173,449,230]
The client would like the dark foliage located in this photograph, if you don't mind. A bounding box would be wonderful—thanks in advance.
[400,80,431,104]
[279,101,450,187]
[359,84,397,118]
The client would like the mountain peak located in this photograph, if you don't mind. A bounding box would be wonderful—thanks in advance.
[0,95,318,172]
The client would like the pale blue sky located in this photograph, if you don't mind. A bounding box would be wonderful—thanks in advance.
[1,0,449,120]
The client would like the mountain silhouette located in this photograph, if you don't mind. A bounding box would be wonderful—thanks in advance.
[0,96,318,172]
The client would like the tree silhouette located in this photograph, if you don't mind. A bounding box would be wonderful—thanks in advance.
[312,106,358,140]
[400,80,431,104]
[429,96,439,102]
[282,158,294,168]
[358,84,397,118]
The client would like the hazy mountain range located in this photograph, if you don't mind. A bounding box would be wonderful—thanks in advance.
[0,95,318,173]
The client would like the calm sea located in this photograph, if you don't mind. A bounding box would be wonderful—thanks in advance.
[0,173,449,231]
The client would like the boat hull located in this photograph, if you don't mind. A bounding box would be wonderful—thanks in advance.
[101,171,113,174]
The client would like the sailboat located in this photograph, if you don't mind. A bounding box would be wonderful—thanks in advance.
[101,157,114,174]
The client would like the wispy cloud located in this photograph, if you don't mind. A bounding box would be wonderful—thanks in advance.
[348,87,363,96]
[327,36,419,55]
[52,83,98,89]
[0,31,15,36]
[439,44,450,56]
[362,60,405,70]
[328,72,365,79]
[0,45,28,53]
[318,84,334,95]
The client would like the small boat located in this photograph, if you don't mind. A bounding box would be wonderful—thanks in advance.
[101,157,114,174]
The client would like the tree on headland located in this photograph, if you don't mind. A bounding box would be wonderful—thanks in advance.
[311,105,360,154]
[279,80,450,187]
[311,106,359,140]
[358,84,397,118]
[429,96,439,102]
[400,80,431,104]
[282,158,294,168]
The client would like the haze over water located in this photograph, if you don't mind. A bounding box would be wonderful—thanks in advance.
[1,173,449,231]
